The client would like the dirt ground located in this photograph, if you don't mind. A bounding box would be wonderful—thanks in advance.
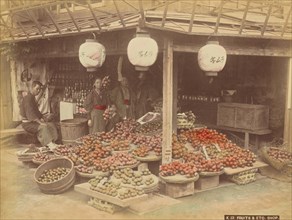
[0,138,291,220]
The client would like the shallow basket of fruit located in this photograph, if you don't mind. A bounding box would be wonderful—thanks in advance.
[159,161,199,183]
[75,165,109,178]
[34,158,76,194]
[259,146,292,171]
[16,147,40,161]
[32,152,57,165]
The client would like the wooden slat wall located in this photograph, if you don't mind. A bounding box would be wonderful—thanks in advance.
[0,55,13,129]
[284,58,292,152]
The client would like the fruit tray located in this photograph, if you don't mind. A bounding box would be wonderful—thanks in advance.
[159,173,199,184]
[75,182,148,207]
[75,169,110,178]
[134,152,162,162]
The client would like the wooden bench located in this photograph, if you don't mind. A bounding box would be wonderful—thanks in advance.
[0,126,26,139]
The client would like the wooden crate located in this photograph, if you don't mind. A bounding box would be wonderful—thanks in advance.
[195,175,219,190]
[159,181,194,198]
[217,103,269,130]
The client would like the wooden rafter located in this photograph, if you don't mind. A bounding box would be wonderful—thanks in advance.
[113,0,125,27]
[162,0,169,27]
[188,0,197,33]
[122,0,138,11]
[0,16,15,40]
[214,0,225,34]
[139,0,145,21]
[25,9,44,37]
[261,2,273,36]
[239,0,250,34]
[64,2,80,32]
[44,7,61,34]
[17,21,29,39]
[281,5,292,36]
[87,3,101,30]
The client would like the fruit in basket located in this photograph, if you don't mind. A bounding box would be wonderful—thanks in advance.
[54,145,72,156]
[33,153,54,163]
[172,134,188,159]
[159,161,198,178]
[132,145,151,157]
[37,167,70,183]
[109,140,130,151]
[75,165,94,174]
[267,148,292,162]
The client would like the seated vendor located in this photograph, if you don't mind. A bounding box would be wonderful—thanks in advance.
[20,81,59,150]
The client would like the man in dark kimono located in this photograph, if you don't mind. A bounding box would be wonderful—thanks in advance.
[110,77,135,120]
[20,81,59,149]
[135,72,159,119]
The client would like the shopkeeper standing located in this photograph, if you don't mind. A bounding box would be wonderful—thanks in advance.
[84,77,111,133]
[20,80,59,149]
[135,72,159,119]
[110,76,135,120]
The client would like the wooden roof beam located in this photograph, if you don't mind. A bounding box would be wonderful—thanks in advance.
[25,9,44,37]
[261,2,273,36]
[87,3,101,31]
[44,7,61,34]
[162,0,169,27]
[239,0,250,34]
[214,0,225,34]
[281,5,292,37]
[188,0,197,33]
[113,0,125,27]
[0,16,15,40]
[17,21,29,39]
[64,2,80,32]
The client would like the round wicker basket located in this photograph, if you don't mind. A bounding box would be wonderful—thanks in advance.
[34,158,76,194]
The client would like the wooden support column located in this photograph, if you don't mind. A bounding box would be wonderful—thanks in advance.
[162,38,173,164]
[173,53,178,133]
[284,58,292,152]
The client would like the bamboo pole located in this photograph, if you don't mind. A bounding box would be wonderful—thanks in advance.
[239,0,250,34]
[87,2,102,30]
[188,0,197,33]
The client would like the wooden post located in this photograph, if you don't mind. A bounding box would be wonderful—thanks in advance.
[173,53,178,134]
[284,57,292,152]
[162,38,173,164]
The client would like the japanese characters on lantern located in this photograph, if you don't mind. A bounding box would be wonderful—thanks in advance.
[79,39,106,72]
[198,41,227,76]
[127,33,158,71]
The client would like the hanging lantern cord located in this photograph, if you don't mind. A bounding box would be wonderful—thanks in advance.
[92,32,96,40]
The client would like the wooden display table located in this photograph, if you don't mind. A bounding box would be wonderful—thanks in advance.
[224,161,268,175]
[224,161,268,185]
[207,124,271,149]
[74,183,148,208]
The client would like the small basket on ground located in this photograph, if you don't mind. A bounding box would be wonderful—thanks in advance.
[34,158,76,194]
[227,168,258,185]
[259,146,291,171]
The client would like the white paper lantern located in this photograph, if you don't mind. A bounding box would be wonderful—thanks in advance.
[79,39,106,72]
[198,41,227,76]
[127,33,158,71]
